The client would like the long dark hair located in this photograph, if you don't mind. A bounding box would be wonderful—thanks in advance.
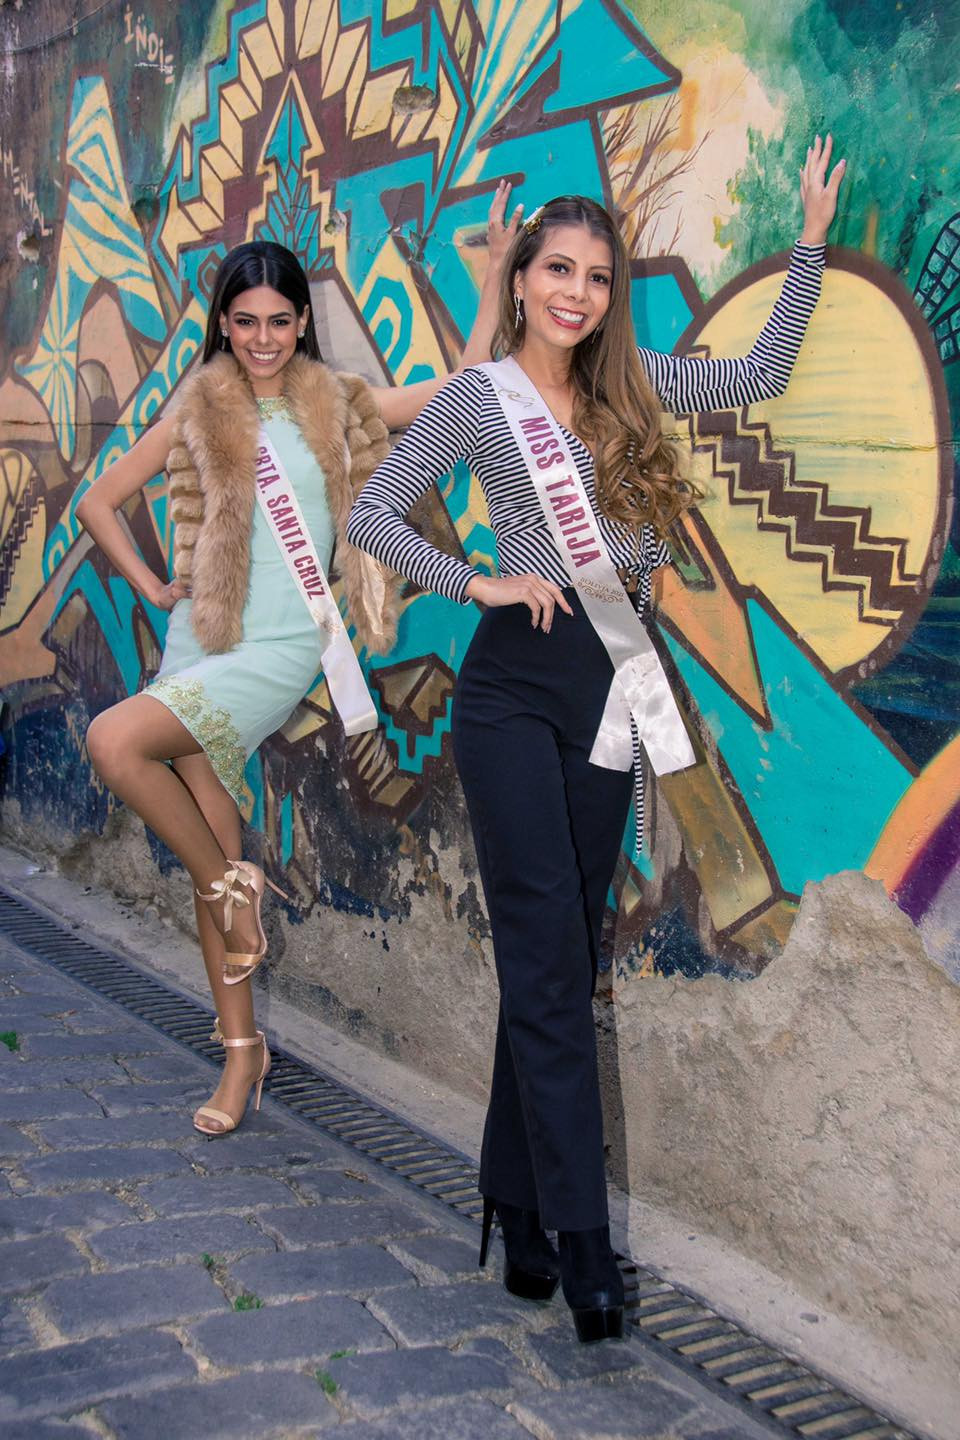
[201,241,322,363]
[494,195,698,540]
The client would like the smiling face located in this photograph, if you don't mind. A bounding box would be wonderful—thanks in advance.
[220,285,307,393]
[514,223,613,355]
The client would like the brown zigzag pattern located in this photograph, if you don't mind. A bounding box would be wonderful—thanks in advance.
[686,408,918,624]
[0,477,44,616]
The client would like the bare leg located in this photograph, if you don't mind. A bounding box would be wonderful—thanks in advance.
[86,695,261,957]
[173,753,266,1133]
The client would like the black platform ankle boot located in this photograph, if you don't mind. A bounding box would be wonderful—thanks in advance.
[479,1197,560,1301]
[557,1224,625,1342]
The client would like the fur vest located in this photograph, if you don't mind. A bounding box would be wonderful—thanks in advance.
[166,353,399,655]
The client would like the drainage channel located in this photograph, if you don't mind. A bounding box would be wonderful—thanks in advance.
[0,886,921,1440]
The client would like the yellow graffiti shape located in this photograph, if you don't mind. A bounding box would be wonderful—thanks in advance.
[683,261,947,676]
[159,4,285,268]
[0,449,46,633]
[17,78,165,459]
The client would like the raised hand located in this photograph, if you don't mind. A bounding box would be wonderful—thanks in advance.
[800,134,845,246]
[487,179,524,269]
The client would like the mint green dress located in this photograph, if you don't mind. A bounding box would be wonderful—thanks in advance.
[145,400,336,802]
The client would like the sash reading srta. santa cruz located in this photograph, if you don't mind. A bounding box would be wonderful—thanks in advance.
[477,358,696,777]
[254,430,378,736]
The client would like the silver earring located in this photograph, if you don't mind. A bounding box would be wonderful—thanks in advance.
[513,293,522,329]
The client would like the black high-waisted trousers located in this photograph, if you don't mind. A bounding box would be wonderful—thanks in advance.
[451,591,633,1231]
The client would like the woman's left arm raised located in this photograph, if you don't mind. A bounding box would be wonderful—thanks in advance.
[371,181,522,431]
[640,134,846,415]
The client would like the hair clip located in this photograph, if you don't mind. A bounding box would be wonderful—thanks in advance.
[523,206,543,234]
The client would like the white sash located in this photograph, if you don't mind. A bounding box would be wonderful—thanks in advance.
[254,430,378,736]
[477,358,695,777]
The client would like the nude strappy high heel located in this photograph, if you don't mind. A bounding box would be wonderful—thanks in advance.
[192,1030,271,1136]
[196,860,289,985]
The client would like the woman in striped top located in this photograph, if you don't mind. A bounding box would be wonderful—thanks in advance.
[348,136,845,1342]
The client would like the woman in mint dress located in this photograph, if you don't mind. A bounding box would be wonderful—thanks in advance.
[77,201,517,1135]
[146,397,342,806]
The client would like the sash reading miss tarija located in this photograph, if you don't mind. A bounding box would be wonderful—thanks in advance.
[477,358,696,778]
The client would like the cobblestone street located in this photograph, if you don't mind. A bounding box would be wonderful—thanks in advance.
[0,927,780,1439]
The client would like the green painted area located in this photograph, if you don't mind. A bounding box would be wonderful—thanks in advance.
[657,0,959,285]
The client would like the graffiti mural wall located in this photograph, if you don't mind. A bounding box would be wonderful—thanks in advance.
[1,0,957,982]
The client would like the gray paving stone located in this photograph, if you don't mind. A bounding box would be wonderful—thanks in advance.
[261,1199,440,1249]
[0,1021,64,1042]
[291,1165,389,1204]
[0,955,34,979]
[232,1243,416,1301]
[0,997,88,1024]
[88,1212,276,1267]
[389,1231,484,1282]
[0,1190,134,1239]
[61,1011,151,1034]
[2,1424,97,1440]
[0,1234,87,1293]
[20,1144,194,1190]
[0,1122,38,1158]
[0,1298,35,1352]
[456,1335,527,1367]
[189,1293,395,1366]
[1,1057,129,1090]
[0,979,85,1003]
[369,1279,535,1346]
[43,1263,230,1337]
[691,1429,773,1440]
[34,1110,192,1150]
[123,1053,215,1083]
[138,1172,298,1217]
[324,1343,520,1419]
[0,1086,106,1123]
[526,1322,662,1385]
[89,1080,211,1115]
[0,952,39,976]
[335,1399,532,1440]
[0,1327,194,1421]
[22,1031,167,1059]
[190,1132,345,1171]
[100,1371,337,1438]
[507,1372,706,1439]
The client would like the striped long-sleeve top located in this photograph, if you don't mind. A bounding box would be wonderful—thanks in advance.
[347,243,825,612]
[347,242,825,844]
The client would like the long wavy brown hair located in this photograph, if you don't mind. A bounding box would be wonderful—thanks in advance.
[493,195,700,540]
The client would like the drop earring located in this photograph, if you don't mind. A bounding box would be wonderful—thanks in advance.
[514,292,522,330]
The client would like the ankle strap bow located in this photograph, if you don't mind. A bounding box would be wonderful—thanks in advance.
[197,867,250,930]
